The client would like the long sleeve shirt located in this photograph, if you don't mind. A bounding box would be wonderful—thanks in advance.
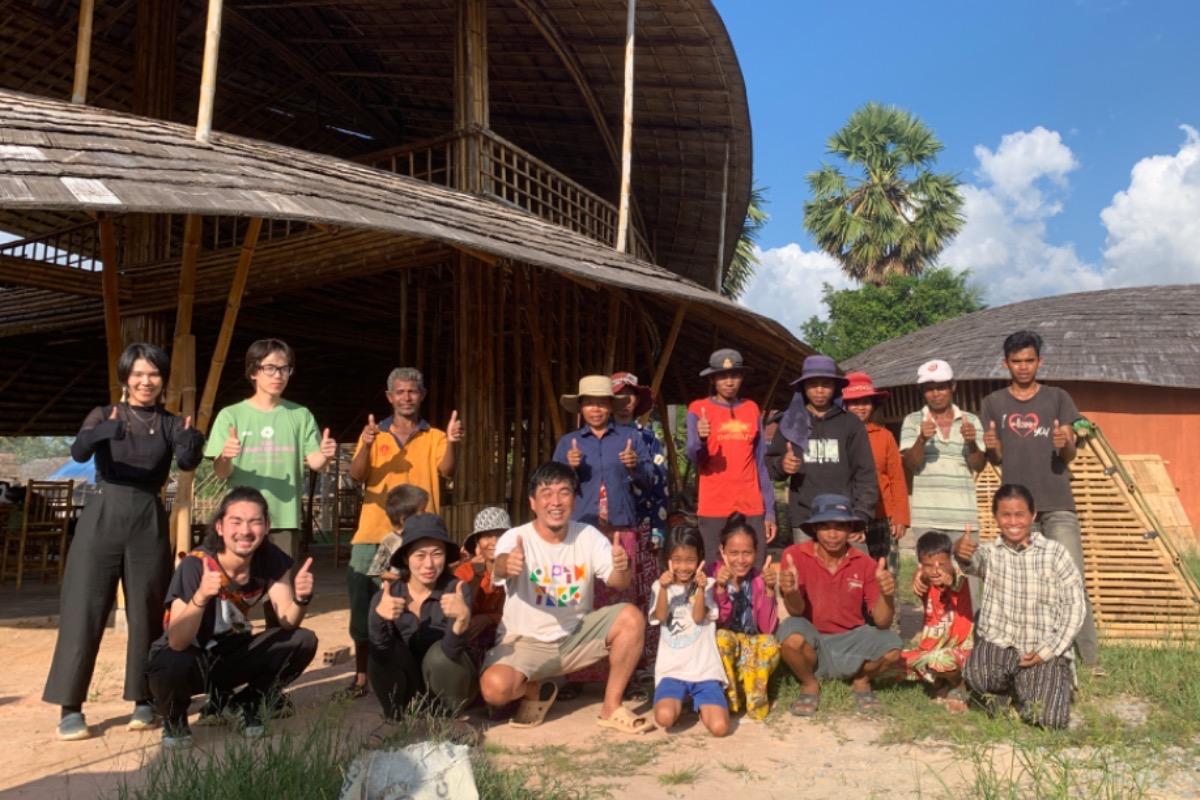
[552,422,654,528]
[865,422,910,526]
[72,403,204,489]
[685,397,775,522]
[959,532,1086,660]
[368,574,471,662]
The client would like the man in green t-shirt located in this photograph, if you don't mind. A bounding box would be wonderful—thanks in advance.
[205,339,336,564]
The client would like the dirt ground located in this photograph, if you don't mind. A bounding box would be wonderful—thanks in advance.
[0,559,1192,799]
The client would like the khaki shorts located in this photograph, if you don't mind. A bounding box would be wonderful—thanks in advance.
[482,603,627,682]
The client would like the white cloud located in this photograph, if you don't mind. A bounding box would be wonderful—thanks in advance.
[1100,125,1200,286]
[738,243,850,333]
[973,127,1079,218]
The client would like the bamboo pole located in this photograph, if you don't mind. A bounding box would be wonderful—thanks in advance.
[615,0,636,253]
[170,336,196,558]
[196,218,262,434]
[71,0,95,105]
[715,139,730,290]
[762,360,787,419]
[165,215,202,413]
[521,269,563,440]
[648,301,686,402]
[98,214,123,403]
[195,0,225,143]
[656,392,680,495]
[603,291,621,374]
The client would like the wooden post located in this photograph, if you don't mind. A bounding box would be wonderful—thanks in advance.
[165,214,202,412]
[762,360,787,419]
[603,291,622,374]
[195,0,225,143]
[97,214,123,403]
[715,139,730,290]
[647,301,686,404]
[170,336,196,558]
[454,0,489,191]
[71,0,95,104]
[196,218,262,434]
[615,0,636,253]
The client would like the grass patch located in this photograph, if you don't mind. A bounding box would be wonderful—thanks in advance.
[657,764,702,786]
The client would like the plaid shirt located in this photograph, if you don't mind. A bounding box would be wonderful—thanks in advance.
[960,532,1086,660]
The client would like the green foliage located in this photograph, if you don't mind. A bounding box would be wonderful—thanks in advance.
[804,102,965,284]
[722,184,769,300]
[800,267,984,361]
[0,436,72,463]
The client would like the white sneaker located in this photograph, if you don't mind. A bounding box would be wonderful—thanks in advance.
[127,703,158,731]
[57,712,91,741]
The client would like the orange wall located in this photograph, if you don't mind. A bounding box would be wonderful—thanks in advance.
[1066,381,1200,532]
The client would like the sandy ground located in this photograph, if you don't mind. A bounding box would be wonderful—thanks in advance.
[0,557,1194,799]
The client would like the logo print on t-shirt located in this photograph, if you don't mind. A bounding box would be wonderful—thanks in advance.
[529,563,587,607]
[715,418,753,442]
[805,438,841,464]
[260,425,275,440]
[1006,413,1039,438]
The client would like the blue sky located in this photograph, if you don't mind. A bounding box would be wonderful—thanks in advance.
[715,0,1200,329]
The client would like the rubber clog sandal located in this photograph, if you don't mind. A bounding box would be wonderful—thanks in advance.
[595,706,654,735]
[510,682,558,728]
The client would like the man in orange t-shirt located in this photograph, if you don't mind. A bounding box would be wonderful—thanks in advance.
[686,349,775,568]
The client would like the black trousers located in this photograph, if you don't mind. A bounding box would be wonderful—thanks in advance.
[43,482,171,706]
[368,639,477,719]
[146,627,318,727]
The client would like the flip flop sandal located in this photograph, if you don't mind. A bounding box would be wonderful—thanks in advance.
[789,693,820,717]
[511,682,558,728]
[853,690,882,714]
[595,706,654,735]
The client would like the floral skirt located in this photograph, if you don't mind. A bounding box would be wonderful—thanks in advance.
[902,633,973,684]
[716,630,780,720]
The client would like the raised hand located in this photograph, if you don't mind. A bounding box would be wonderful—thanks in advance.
[890,522,906,541]
[697,407,711,440]
[611,531,630,573]
[619,437,637,470]
[502,535,526,578]
[440,580,471,622]
[911,566,930,597]
[875,557,896,596]
[658,567,675,587]
[566,438,583,469]
[779,553,801,596]
[446,410,464,444]
[714,563,734,589]
[765,520,778,543]
[361,414,379,445]
[782,442,802,475]
[320,428,337,459]
[196,557,223,604]
[761,554,779,591]
[183,416,192,430]
[920,410,937,441]
[960,416,977,445]
[110,406,120,420]
[954,525,977,562]
[469,548,488,577]
[221,425,242,460]
[694,560,708,591]
[983,420,1000,451]
[375,576,407,622]
[293,556,314,602]
[1052,418,1071,450]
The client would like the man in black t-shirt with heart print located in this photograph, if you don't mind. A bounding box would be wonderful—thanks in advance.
[146,486,318,749]
[980,330,1099,674]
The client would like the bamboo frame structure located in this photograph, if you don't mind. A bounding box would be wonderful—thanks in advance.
[195,0,225,143]
[70,0,95,105]
[97,214,123,403]
[615,0,636,253]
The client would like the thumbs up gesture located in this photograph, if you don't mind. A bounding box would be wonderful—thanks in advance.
[320,428,337,459]
[293,556,315,603]
[446,410,464,444]
[1052,418,1071,450]
[697,407,711,440]
[983,420,1000,451]
[960,415,977,445]
[440,580,471,625]
[619,437,638,470]
[782,442,802,475]
[110,405,120,421]
[183,416,192,430]
[761,554,779,591]
[778,552,801,596]
[920,410,937,441]
[911,565,931,597]
[221,425,242,460]
[566,438,583,469]
[375,575,407,622]
[875,557,896,597]
[714,562,734,590]
[361,414,379,445]
[954,524,978,562]
[502,535,526,578]
[196,557,223,604]
[693,561,708,591]
[611,531,630,573]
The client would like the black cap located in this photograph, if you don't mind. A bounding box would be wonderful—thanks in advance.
[389,513,454,569]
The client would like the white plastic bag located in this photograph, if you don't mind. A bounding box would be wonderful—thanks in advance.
[339,741,479,800]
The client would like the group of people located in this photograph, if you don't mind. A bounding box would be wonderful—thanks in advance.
[42,327,1095,748]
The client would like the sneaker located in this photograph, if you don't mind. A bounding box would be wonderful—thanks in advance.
[241,705,266,739]
[162,722,194,750]
[127,703,158,731]
[56,712,91,741]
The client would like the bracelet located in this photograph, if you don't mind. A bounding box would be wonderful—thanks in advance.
[295,595,312,606]
[191,596,206,608]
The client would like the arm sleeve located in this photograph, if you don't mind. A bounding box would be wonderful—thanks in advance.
[438,579,470,660]
[164,556,203,608]
[491,529,519,589]
[169,416,205,471]
[848,425,880,522]
[898,413,920,452]
[71,406,124,462]
[765,426,788,481]
[959,544,989,579]
[862,560,881,610]
[203,408,230,459]
[884,435,910,526]
[551,434,569,465]
[714,582,733,625]
[754,415,776,523]
[979,396,998,432]
[632,429,656,489]
[1058,389,1081,425]
[368,585,394,651]
[685,405,707,465]
[1041,546,1087,659]
[301,409,321,458]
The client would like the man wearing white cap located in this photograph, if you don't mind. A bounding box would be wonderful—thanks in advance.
[899,360,987,603]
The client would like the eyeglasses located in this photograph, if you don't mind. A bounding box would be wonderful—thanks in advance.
[258,364,294,377]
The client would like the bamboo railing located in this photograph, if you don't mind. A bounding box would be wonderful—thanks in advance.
[0,222,100,271]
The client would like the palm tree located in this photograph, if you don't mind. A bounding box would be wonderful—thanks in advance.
[804,103,964,285]
[722,183,768,300]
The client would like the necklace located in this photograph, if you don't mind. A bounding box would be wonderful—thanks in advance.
[127,405,160,435]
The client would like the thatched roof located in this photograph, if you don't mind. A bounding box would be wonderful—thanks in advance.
[844,284,1200,390]
[0,0,750,287]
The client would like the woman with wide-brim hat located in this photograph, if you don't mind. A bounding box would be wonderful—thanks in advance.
[686,349,775,568]
[553,375,655,685]
[841,371,909,565]
[765,355,879,544]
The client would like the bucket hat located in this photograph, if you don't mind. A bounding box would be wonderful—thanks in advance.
[463,506,512,555]
[700,348,750,377]
[389,512,455,569]
[789,354,846,387]
[560,375,616,414]
[800,493,865,535]
[610,372,654,417]
[841,371,890,402]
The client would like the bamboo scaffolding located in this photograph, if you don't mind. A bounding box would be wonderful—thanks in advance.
[195,0,225,143]
[615,0,636,253]
[70,0,94,104]
[97,214,123,403]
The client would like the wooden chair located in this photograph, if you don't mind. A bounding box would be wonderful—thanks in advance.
[0,480,75,588]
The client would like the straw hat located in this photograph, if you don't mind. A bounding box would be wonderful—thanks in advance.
[560,375,616,413]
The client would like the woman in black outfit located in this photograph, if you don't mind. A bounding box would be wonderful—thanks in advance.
[42,342,204,740]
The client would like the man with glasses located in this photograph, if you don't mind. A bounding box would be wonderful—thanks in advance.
[899,359,986,604]
[206,338,336,566]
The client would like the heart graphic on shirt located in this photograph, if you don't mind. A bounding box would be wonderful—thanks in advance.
[1007,413,1040,437]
